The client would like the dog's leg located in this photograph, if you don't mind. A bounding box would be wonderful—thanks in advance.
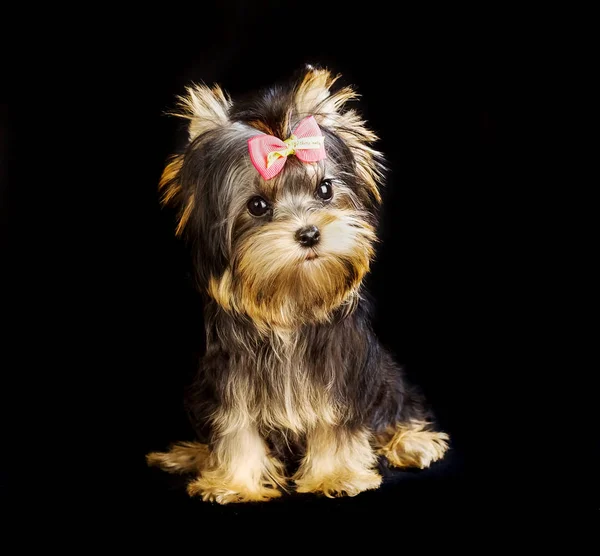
[294,425,381,497]
[375,420,449,469]
[146,441,209,473]
[186,421,286,504]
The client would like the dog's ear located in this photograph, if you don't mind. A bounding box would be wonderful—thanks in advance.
[174,84,232,142]
[294,66,384,204]
[293,66,357,126]
[158,85,232,236]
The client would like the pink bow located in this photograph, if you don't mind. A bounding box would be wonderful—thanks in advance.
[248,116,327,180]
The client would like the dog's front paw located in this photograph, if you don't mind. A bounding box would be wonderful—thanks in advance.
[187,477,282,504]
[295,470,382,498]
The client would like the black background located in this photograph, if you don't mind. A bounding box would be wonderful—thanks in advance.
[3,1,528,536]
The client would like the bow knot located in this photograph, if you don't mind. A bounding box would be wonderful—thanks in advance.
[248,116,327,180]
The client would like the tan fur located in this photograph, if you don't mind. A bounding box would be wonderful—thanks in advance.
[158,154,183,191]
[204,158,376,334]
[148,416,286,504]
[157,67,383,239]
[208,205,375,334]
[147,421,450,503]
[247,119,274,135]
[190,412,287,504]
[375,421,450,469]
[175,193,195,237]
[333,110,383,203]
[146,441,209,474]
[147,69,443,505]
[293,67,383,203]
[294,426,381,497]
[171,83,232,141]
[208,269,233,312]
[158,154,184,205]
[158,85,231,235]
[294,67,358,125]
[204,332,342,436]
[186,476,282,504]
[158,154,192,238]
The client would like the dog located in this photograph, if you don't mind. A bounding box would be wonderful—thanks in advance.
[147,66,449,503]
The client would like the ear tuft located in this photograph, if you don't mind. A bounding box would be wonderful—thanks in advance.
[294,67,358,126]
[294,67,338,116]
[172,84,232,141]
[295,66,384,203]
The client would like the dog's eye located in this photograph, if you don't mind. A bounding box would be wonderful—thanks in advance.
[316,179,333,201]
[247,196,270,217]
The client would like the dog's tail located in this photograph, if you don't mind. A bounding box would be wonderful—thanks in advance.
[146,441,209,474]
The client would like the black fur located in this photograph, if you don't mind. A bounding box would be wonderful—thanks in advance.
[162,70,442,483]
[185,297,431,464]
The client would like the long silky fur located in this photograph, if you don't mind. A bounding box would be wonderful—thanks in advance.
[149,66,449,503]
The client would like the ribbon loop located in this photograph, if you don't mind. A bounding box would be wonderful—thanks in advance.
[248,116,327,180]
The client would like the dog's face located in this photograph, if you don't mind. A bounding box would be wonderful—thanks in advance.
[160,68,385,331]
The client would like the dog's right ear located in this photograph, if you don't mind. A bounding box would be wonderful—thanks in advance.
[158,85,232,236]
[174,83,232,142]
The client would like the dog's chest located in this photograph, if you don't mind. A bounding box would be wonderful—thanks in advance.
[249,341,339,433]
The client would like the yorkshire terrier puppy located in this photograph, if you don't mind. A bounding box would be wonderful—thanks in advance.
[147,66,449,503]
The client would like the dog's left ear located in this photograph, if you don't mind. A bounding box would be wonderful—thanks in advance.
[293,66,356,126]
[294,66,384,204]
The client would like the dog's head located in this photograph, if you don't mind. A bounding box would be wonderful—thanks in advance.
[160,66,385,332]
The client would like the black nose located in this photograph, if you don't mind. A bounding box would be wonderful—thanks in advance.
[295,225,320,247]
